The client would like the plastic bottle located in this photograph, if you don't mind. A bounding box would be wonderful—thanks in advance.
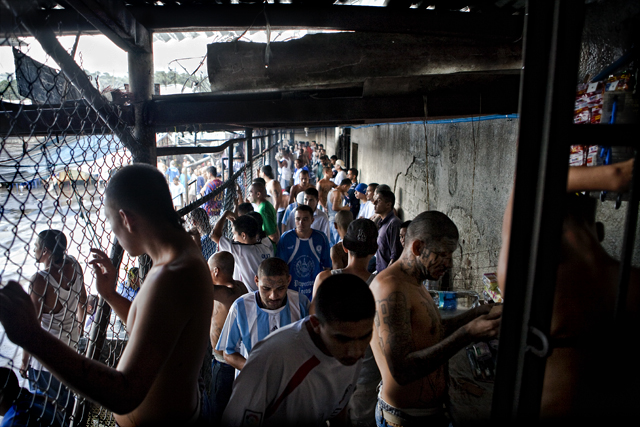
[437,291,458,310]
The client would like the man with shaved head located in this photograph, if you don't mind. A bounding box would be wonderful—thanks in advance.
[0,164,214,426]
[216,258,310,373]
[370,211,502,427]
[208,251,248,423]
[316,165,336,212]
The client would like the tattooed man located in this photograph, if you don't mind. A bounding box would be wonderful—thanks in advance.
[370,211,502,427]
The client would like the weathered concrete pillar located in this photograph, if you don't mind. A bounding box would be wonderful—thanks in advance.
[128,49,155,165]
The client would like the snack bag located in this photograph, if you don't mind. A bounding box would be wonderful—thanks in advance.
[569,145,587,166]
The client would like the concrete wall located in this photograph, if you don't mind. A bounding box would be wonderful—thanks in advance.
[350,118,518,292]
[340,0,640,293]
[348,117,640,293]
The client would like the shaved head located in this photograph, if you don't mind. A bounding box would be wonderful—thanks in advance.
[106,164,181,229]
[406,211,459,252]
[335,210,354,231]
[208,251,235,277]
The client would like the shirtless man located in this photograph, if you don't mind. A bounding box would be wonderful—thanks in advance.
[314,218,378,297]
[208,251,247,423]
[328,179,353,246]
[317,166,336,211]
[288,169,312,204]
[370,211,501,427]
[330,210,354,270]
[498,164,639,421]
[0,164,214,426]
[260,165,284,213]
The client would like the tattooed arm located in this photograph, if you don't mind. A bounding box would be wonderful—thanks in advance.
[375,285,501,386]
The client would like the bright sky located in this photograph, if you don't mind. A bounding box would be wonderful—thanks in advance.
[0,29,316,79]
[1,33,219,77]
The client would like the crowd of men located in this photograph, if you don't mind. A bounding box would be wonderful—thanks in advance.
[0,142,637,426]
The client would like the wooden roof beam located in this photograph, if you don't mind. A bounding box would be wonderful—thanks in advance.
[63,0,151,53]
[2,5,523,40]
[147,78,520,128]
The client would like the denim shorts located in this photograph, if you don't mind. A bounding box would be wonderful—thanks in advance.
[375,397,450,427]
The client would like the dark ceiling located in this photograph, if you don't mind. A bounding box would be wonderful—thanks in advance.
[1,0,526,131]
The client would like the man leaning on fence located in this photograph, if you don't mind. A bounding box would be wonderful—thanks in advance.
[0,164,214,426]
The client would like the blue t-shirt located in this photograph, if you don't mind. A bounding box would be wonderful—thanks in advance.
[1,389,65,427]
[276,229,331,300]
[165,166,180,182]
[281,202,298,232]
[196,175,205,195]
[116,281,139,301]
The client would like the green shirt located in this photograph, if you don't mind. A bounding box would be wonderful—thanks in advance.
[257,201,278,236]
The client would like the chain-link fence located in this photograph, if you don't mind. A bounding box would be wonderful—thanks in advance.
[1,9,278,426]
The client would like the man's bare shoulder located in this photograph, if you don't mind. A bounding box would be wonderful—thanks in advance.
[144,248,213,305]
[370,263,413,299]
[214,281,247,308]
[316,269,332,284]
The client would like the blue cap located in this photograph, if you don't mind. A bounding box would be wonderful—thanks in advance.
[355,183,368,194]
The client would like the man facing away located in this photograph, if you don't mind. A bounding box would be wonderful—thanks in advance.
[373,188,403,272]
[328,178,352,246]
[212,211,273,292]
[260,165,288,231]
[498,192,640,421]
[208,251,248,423]
[330,210,354,271]
[165,159,180,182]
[370,211,502,427]
[316,165,336,212]
[200,166,223,217]
[247,181,280,244]
[216,258,310,373]
[276,204,331,300]
[222,274,375,427]
[0,164,214,426]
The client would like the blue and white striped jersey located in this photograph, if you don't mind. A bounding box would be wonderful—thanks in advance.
[216,290,310,360]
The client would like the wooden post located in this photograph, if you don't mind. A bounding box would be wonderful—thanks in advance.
[8,6,145,160]
[128,48,155,165]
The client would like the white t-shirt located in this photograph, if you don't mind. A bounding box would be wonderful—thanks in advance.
[169,182,185,207]
[357,200,375,220]
[222,318,362,427]
[218,235,273,292]
[333,170,347,185]
[312,209,330,239]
